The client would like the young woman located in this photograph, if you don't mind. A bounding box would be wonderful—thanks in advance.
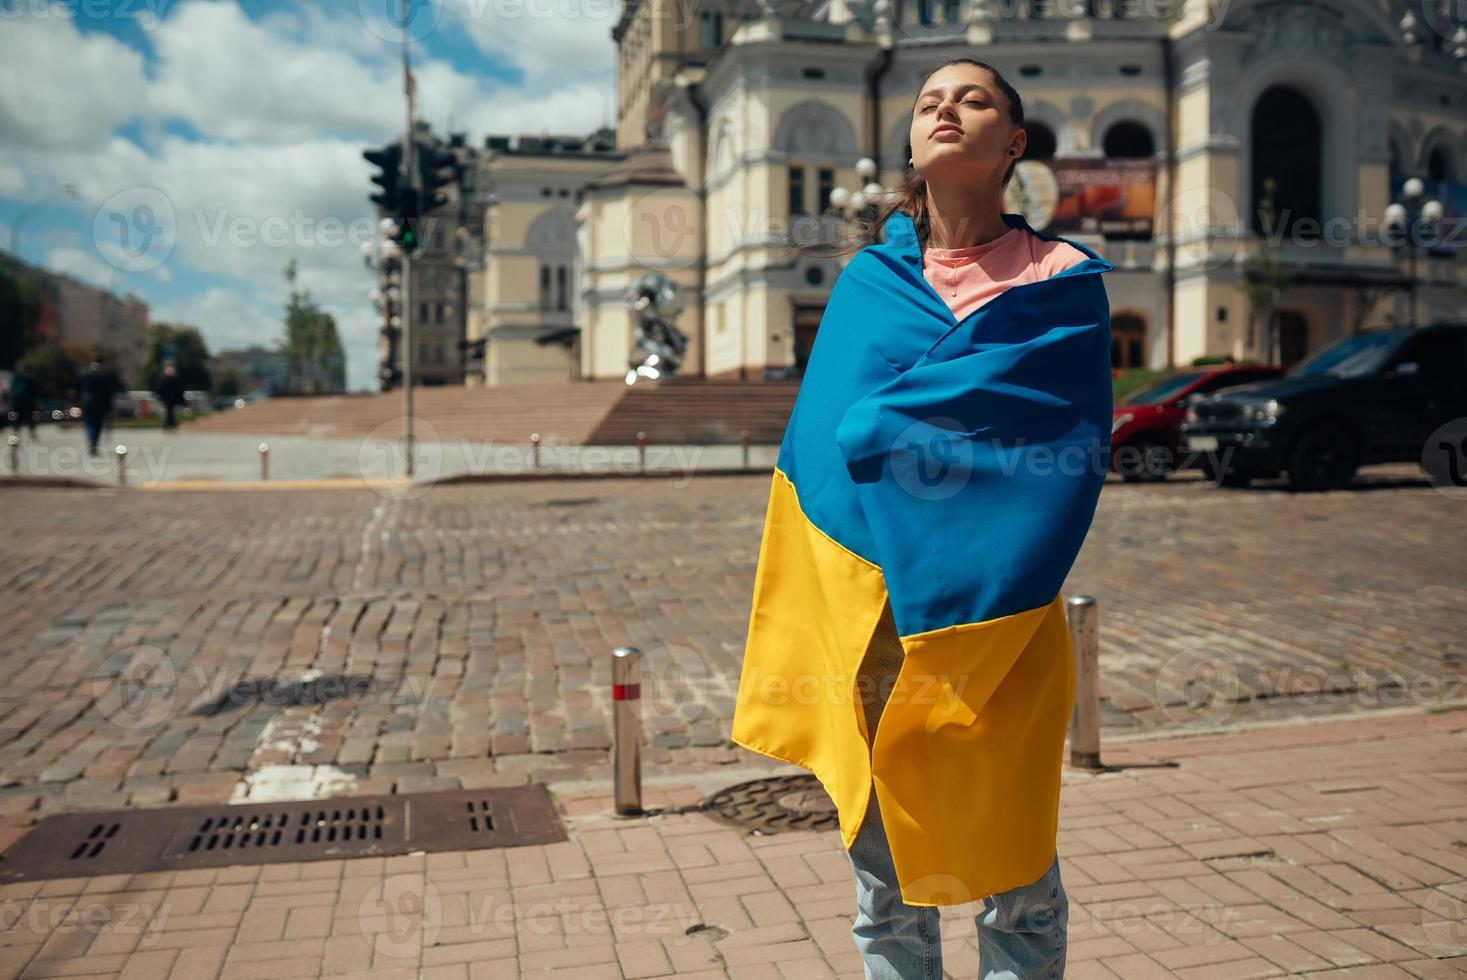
[731,57,1114,980]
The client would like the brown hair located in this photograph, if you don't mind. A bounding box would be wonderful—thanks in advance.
[798,57,1024,258]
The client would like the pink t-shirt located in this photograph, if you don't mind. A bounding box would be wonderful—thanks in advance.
[922,227,1089,321]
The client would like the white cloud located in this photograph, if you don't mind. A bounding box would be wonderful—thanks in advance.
[145,1,403,144]
[416,65,613,138]
[45,245,122,291]
[448,0,616,83]
[0,0,621,391]
[150,286,282,352]
[0,9,148,150]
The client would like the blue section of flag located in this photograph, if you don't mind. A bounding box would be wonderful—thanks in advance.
[776,209,1115,639]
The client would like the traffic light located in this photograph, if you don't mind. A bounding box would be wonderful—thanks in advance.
[395,185,422,253]
[418,140,458,212]
[364,144,403,212]
[366,139,455,257]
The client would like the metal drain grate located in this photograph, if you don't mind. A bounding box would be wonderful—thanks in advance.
[465,799,494,833]
[700,774,839,835]
[67,819,122,862]
[160,802,391,860]
[0,786,564,883]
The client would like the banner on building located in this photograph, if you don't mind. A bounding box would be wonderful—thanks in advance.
[1005,159,1156,238]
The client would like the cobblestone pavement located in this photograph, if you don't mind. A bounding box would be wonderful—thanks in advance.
[0,464,1462,824]
[0,709,1463,978]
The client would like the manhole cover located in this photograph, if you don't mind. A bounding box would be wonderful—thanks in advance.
[701,775,839,835]
[0,786,564,883]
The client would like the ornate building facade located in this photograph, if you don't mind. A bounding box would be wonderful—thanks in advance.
[454,0,1466,385]
[471,130,621,386]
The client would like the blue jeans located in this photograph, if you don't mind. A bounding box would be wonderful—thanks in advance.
[846,789,1068,979]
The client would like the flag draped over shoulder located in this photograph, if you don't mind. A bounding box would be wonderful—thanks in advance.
[731,209,1115,907]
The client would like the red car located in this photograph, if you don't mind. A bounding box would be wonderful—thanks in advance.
[1111,365,1283,481]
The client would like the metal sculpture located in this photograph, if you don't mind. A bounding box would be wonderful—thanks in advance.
[624,272,688,385]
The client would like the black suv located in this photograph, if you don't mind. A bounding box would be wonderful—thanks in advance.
[1179,321,1467,490]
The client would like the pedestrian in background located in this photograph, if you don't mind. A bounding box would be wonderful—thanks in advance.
[154,362,185,431]
[75,360,117,456]
[5,368,38,440]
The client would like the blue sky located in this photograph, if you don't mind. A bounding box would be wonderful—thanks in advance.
[0,0,617,390]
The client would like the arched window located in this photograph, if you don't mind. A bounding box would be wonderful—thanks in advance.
[528,207,576,317]
[772,100,858,162]
[1023,123,1057,161]
[1110,313,1146,368]
[818,167,835,212]
[1103,121,1155,159]
[698,9,724,47]
[1427,145,1456,183]
[788,164,808,216]
[1250,86,1322,238]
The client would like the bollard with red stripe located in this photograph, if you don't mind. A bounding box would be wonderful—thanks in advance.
[611,646,644,815]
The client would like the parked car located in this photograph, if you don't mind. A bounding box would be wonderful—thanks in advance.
[1179,321,1467,490]
[1111,365,1283,481]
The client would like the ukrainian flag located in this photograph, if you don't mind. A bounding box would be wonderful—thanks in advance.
[732,209,1115,906]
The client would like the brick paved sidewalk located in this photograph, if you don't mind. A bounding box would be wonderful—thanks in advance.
[1,709,1464,980]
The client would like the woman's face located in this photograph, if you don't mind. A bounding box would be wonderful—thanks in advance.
[909,63,1022,190]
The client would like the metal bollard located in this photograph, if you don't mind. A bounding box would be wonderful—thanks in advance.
[635,431,647,475]
[259,442,269,481]
[611,646,644,816]
[740,430,750,469]
[1066,594,1102,770]
[530,432,541,472]
[115,444,127,486]
[7,433,18,473]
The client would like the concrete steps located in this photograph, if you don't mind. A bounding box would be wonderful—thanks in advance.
[187,379,801,445]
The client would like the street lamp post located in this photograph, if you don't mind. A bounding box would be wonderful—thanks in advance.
[364,230,405,386]
[1399,9,1467,60]
[826,156,889,228]
[1384,177,1444,327]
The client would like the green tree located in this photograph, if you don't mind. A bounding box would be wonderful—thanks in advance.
[1242,177,1293,365]
[0,260,44,370]
[214,367,242,399]
[19,340,111,400]
[140,323,213,391]
[281,259,344,394]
